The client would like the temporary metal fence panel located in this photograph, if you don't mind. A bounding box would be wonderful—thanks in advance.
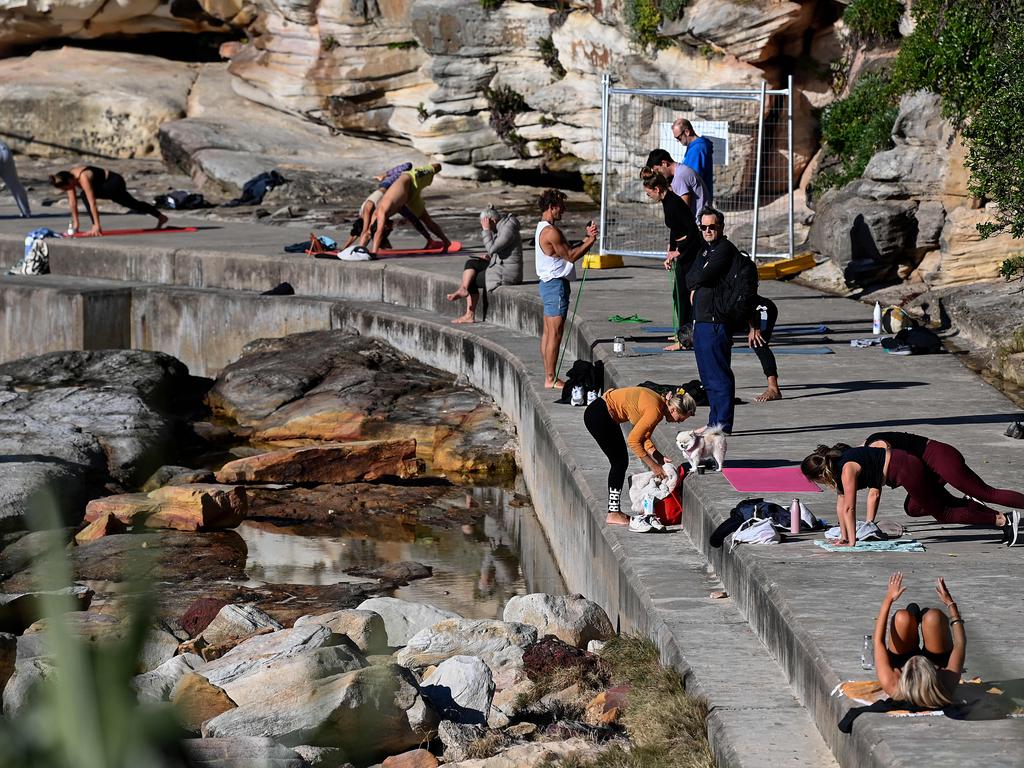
[598,75,795,261]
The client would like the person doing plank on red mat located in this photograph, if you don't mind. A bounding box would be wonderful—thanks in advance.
[800,443,1020,547]
[863,431,1023,546]
[585,387,695,527]
[50,166,168,236]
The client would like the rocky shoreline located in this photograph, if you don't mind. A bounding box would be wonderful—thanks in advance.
[0,328,703,767]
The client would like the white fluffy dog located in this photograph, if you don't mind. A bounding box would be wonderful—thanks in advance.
[676,427,728,472]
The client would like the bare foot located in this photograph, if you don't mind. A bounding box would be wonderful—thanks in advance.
[156,214,169,229]
[755,387,782,403]
[663,342,682,352]
[446,288,469,302]
[544,378,566,389]
[606,512,630,526]
[451,313,476,324]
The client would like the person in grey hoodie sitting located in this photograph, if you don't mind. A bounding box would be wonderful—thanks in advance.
[447,205,522,324]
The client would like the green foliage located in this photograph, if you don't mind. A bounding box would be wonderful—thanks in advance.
[889,0,1024,237]
[890,0,1002,127]
[536,137,565,160]
[816,73,898,193]
[484,85,529,157]
[538,36,566,79]
[386,40,418,50]
[416,103,429,122]
[0,507,181,768]
[480,0,502,9]
[625,0,663,48]
[321,34,338,51]
[1000,255,1024,283]
[661,0,688,20]
[843,0,903,43]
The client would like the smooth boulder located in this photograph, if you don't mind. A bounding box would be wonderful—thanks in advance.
[502,593,613,649]
[294,609,389,653]
[395,619,537,688]
[420,655,494,725]
[199,604,283,647]
[202,664,437,761]
[355,597,460,648]
[133,653,206,704]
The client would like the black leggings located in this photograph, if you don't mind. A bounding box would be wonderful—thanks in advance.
[584,398,628,492]
[752,296,779,379]
[96,173,162,219]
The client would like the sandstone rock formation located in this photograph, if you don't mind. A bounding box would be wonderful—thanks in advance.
[215,440,420,484]
[209,329,516,479]
[502,593,613,650]
[355,597,459,648]
[83,483,248,532]
[0,48,196,158]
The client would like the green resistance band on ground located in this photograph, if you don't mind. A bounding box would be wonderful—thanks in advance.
[555,263,590,382]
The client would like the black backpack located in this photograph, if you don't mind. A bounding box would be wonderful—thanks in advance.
[557,359,604,404]
[715,249,759,332]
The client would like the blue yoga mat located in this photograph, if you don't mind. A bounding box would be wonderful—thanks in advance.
[639,326,678,334]
[734,346,834,355]
[631,346,693,355]
[772,324,831,335]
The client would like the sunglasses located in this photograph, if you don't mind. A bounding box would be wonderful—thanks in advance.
[699,224,719,231]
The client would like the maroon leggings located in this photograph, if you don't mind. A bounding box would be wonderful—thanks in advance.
[886,449,998,525]
[921,440,1024,509]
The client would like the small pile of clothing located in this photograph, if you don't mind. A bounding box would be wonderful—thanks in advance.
[224,171,290,207]
[626,464,679,533]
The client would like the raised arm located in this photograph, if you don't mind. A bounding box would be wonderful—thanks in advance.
[936,577,966,673]
[540,221,597,264]
[482,216,520,257]
[874,571,906,695]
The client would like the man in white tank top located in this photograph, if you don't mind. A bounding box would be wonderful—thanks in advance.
[535,189,598,388]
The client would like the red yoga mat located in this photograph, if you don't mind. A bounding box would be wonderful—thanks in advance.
[722,466,822,493]
[69,227,199,238]
[378,240,462,257]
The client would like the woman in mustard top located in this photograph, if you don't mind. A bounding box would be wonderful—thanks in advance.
[584,386,696,526]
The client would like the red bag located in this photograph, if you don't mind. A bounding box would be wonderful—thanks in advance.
[653,465,685,526]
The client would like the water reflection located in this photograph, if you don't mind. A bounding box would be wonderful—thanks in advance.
[236,485,566,619]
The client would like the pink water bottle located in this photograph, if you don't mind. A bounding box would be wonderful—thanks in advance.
[789,498,801,534]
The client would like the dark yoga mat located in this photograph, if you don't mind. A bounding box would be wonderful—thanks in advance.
[631,346,834,355]
[642,324,831,336]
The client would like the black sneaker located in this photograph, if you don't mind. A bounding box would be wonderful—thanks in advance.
[1003,510,1021,547]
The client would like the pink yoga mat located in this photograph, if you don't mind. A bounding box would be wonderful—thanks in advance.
[722,466,822,493]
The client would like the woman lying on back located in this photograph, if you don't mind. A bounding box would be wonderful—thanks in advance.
[874,571,964,709]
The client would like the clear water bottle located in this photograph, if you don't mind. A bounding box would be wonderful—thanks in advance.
[613,336,625,356]
[860,635,874,669]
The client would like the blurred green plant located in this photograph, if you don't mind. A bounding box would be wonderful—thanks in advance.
[814,73,898,193]
[0,499,182,768]
[484,86,529,158]
[387,40,419,50]
[843,0,904,44]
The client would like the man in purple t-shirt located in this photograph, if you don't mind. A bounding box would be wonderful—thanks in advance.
[645,148,708,220]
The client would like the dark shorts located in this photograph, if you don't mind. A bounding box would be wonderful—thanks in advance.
[538,277,570,318]
[887,647,952,670]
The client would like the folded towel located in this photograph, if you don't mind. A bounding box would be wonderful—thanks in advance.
[815,540,925,552]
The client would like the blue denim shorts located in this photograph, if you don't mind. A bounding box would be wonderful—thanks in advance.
[539,277,570,317]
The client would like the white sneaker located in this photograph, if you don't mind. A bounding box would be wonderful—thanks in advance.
[629,515,654,533]
[586,390,598,405]
[570,385,584,406]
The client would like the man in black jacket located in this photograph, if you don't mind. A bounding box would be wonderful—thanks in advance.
[686,207,738,434]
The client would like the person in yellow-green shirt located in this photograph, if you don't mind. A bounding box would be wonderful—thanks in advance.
[584,386,696,526]
[361,163,451,255]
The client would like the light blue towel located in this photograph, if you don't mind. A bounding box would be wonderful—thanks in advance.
[815,540,925,553]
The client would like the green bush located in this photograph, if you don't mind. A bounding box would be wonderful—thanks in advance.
[484,86,529,158]
[890,0,1002,127]
[816,73,898,193]
[843,0,904,44]
[625,0,663,48]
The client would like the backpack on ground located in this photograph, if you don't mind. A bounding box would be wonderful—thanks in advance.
[715,248,759,332]
[881,327,943,355]
[8,235,50,276]
[558,359,604,404]
[881,306,918,334]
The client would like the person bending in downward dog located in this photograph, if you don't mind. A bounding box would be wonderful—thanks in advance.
[864,431,1022,546]
[50,166,167,235]
[749,296,782,402]
[584,386,696,526]
[341,162,433,251]
[800,443,1018,547]
[361,163,450,255]
[874,571,964,709]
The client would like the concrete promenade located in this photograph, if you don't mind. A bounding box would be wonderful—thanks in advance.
[0,205,1021,768]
